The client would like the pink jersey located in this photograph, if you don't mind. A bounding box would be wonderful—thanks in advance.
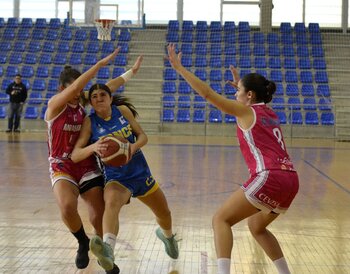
[46,104,96,168]
[237,103,295,175]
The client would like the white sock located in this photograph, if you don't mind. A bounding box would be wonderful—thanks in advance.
[161,228,173,238]
[273,257,291,274]
[217,258,231,274]
[103,233,117,250]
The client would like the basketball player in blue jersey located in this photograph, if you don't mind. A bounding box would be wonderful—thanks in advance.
[71,84,179,271]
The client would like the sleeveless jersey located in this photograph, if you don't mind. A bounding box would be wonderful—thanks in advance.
[46,104,96,167]
[89,105,151,182]
[237,103,295,175]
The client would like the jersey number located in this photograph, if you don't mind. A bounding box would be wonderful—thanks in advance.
[273,128,285,150]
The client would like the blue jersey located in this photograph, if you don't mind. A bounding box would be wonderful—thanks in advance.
[89,105,157,197]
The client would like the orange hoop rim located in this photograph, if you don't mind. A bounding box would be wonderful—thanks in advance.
[95,19,115,28]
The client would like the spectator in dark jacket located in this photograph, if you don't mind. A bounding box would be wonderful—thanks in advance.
[6,74,27,133]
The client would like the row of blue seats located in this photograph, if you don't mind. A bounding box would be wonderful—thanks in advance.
[0,17,132,29]
[161,108,334,125]
[0,105,45,119]
[164,68,329,83]
[167,31,322,45]
[165,56,326,70]
[162,81,331,97]
[0,27,130,42]
[162,94,331,111]
[168,20,320,34]
[166,43,324,58]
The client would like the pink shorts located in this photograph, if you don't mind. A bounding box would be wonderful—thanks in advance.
[242,170,299,214]
[49,159,103,193]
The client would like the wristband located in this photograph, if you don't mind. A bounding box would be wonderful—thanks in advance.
[120,69,134,82]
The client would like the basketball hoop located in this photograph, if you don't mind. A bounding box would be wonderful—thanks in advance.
[95,19,115,41]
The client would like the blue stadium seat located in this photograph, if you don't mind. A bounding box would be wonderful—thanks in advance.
[162,81,176,93]
[35,18,47,28]
[223,21,235,32]
[178,95,191,108]
[0,54,7,63]
[240,69,251,78]
[180,44,192,55]
[224,70,234,81]
[210,82,222,94]
[254,57,266,68]
[294,22,306,33]
[164,69,177,81]
[285,84,299,96]
[193,109,206,123]
[46,29,59,40]
[87,42,100,53]
[117,42,129,53]
[39,53,52,65]
[49,18,61,29]
[0,67,3,77]
[57,41,70,53]
[25,106,39,119]
[280,22,292,33]
[320,112,334,125]
[0,18,4,28]
[270,70,283,82]
[6,66,19,77]
[289,111,303,124]
[300,71,313,83]
[181,31,193,43]
[238,21,250,32]
[315,71,328,83]
[295,33,307,44]
[284,58,296,69]
[194,95,206,108]
[97,67,110,79]
[317,85,330,97]
[209,109,222,123]
[238,32,250,43]
[224,55,236,68]
[0,105,7,118]
[48,79,59,92]
[89,29,98,40]
[275,111,287,124]
[301,84,315,97]
[176,109,190,122]
[224,32,236,44]
[209,56,222,68]
[194,56,207,67]
[285,70,298,83]
[268,45,280,56]
[195,31,207,43]
[53,53,67,65]
[239,57,251,68]
[178,82,192,94]
[288,97,301,110]
[41,106,47,119]
[210,32,222,43]
[51,66,63,78]
[3,28,16,40]
[196,21,208,32]
[195,69,207,81]
[45,92,55,105]
[84,54,97,65]
[282,46,295,57]
[224,84,236,95]
[309,33,322,45]
[308,23,320,33]
[253,32,265,44]
[305,112,319,125]
[272,97,285,110]
[36,66,49,78]
[32,78,46,91]
[281,33,293,44]
[224,45,236,56]
[253,45,266,56]
[297,46,309,57]
[75,29,87,41]
[210,21,222,32]
[17,29,30,40]
[0,41,11,52]
[7,17,19,28]
[0,93,9,104]
[162,95,175,108]
[182,20,194,31]
[161,109,175,122]
[27,41,41,53]
[275,83,284,96]
[28,92,43,105]
[168,20,179,31]
[114,55,127,66]
[319,98,332,111]
[13,41,26,52]
[303,97,316,111]
[268,57,281,69]
[112,67,125,78]
[239,44,251,56]
[256,69,267,78]
[119,30,131,41]
[101,42,114,53]
[224,114,236,123]
[31,29,45,40]
[267,33,279,44]
[209,70,222,81]
[1,79,12,92]
[312,46,324,57]
[9,53,22,64]
[210,44,222,55]
[299,58,311,69]
[313,59,326,70]
[166,31,179,42]
[42,41,55,53]
[72,42,84,53]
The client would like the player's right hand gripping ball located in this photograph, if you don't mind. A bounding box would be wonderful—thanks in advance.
[101,136,131,167]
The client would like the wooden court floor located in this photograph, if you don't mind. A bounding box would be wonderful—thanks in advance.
[0,132,349,274]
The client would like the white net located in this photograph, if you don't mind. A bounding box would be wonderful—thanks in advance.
[95,19,115,41]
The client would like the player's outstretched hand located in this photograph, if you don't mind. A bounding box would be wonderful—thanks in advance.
[226,65,240,89]
[99,48,120,67]
[132,55,144,74]
[166,43,182,71]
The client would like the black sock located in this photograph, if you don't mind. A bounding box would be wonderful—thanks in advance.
[72,225,89,244]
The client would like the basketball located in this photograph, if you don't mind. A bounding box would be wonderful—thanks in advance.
[100,136,131,167]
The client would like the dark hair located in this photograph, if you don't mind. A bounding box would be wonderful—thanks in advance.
[88,83,139,118]
[241,73,276,104]
[59,65,81,87]
[15,74,22,78]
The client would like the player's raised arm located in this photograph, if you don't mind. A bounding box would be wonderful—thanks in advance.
[106,55,144,93]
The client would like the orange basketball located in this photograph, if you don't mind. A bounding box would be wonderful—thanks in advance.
[100,136,131,167]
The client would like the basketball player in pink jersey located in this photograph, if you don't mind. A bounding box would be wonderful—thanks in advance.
[166,44,298,274]
[45,48,143,273]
